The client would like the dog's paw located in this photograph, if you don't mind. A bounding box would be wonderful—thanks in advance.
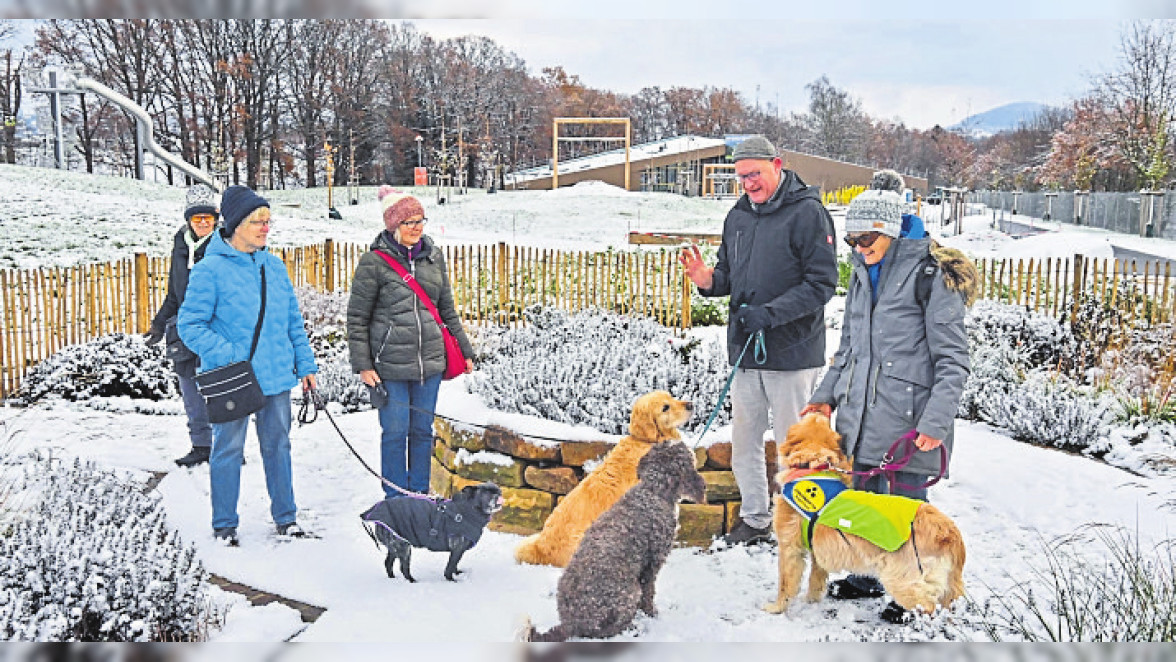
[761,601,787,614]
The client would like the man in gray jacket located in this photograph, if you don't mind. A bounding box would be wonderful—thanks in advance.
[800,171,972,618]
[681,135,838,545]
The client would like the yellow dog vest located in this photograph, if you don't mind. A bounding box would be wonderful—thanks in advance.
[782,472,922,552]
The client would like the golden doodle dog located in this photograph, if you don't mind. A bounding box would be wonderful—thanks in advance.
[513,390,693,568]
[762,413,965,616]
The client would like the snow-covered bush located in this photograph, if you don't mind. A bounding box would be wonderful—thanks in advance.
[296,287,367,411]
[957,343,1024,423]
[987,372,1111,452]
[467,306,730,435]
[965,299,1074,372]
[16,334,177,405]
[960,301,1110,453]
[0,455,210,641]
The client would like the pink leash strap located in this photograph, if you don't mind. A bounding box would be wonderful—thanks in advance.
[850,429,947,491]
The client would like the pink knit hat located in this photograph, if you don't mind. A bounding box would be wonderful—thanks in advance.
[377,185,425,232]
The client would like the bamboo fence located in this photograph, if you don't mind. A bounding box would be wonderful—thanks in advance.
[0,241,691,398]
[6,246,1174,400]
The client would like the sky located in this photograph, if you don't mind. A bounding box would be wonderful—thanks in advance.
[409,18,1126,130]
[0,9,1165,130]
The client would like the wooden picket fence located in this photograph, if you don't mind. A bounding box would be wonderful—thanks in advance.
[974,255,1176,326]
[0,240,691,399]
[6,246,1174,400]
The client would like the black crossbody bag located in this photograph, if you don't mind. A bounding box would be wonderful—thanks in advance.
[194,267,267,423]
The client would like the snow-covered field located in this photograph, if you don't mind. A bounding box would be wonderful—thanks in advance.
[3,164,1176,642]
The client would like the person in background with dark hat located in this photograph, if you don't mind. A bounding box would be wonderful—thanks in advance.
[346,186,474,499]
[144,184,220,467]
[800,169,973,622]
[178,184,318,547]
[680,135,838,546]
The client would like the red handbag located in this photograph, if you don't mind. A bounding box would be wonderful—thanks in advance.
[373,249,467,380]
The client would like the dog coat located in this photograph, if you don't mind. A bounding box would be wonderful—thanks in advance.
[781,471,922,552]
[360,495,489,552]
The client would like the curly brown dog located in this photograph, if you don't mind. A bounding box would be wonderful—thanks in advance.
[514,390,693,568]
[762,413,966,616]
[523,441,707,641]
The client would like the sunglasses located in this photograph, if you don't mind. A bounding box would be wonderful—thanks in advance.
[400,218,427,228]
[844,231,883,249]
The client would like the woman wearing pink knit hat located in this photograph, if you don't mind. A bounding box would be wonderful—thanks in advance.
[346,186,475,498]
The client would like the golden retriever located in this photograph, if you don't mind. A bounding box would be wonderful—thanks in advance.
[513,390,693,568]
[762,413,966,616]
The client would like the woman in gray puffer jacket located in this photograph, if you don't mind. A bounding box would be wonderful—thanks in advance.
[800,171,976,616]
[347,187,474,499]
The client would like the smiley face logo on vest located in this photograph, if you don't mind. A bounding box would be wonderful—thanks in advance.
[791,479,826,512]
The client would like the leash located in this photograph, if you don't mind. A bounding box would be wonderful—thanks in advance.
[691,329,765,448]
[840,429,948,491]
[298,387,440,502]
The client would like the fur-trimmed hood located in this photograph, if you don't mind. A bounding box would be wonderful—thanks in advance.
[929,240,980,307]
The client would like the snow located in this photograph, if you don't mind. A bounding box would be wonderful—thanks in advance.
[4,165,1176,641]
[5,388,1175,642]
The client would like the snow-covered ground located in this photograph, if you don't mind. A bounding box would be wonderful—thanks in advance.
[3,165,1176,642]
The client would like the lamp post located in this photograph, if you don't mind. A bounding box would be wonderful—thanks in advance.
[415,135,423,167]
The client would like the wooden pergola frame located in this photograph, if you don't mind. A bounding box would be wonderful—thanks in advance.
[552,117,631,190]
[702,163,741,198]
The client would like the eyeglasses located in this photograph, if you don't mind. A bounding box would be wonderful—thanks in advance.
[246,219,273,228]
[736,171,764,183]
[844,232,882,249]
[400,218,427,228]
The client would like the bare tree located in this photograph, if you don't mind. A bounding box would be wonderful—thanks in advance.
[799,75,870,163]
[1095,20,1176,188]
[0,20,24,164]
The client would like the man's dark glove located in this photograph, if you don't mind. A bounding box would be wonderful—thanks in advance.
[735,305,772,335]
[143,329,164,346]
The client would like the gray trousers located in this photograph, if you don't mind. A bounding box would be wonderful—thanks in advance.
[177,370,213,448]
[730,367,822,529]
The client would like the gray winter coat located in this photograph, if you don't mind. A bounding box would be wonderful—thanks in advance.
[810,237,970,477]
[699,170,838,371]
[347,232,474,382]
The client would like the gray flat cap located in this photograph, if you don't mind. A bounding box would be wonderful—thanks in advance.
[732,135,777,162]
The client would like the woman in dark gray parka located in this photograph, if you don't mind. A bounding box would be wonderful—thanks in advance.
[801,171,975,615]
[144,184,219,467]
[347,187,474,499]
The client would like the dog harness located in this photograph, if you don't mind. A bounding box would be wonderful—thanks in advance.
[781,471,922,552]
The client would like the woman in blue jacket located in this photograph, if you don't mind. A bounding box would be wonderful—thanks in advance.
[178,185,318,547]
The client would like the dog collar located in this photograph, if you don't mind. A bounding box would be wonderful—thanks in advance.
[781,471,847,521]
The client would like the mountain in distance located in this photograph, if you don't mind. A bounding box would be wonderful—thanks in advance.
[948,102,1048,137]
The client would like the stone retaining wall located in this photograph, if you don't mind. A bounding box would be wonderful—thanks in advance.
[430,419,779,547]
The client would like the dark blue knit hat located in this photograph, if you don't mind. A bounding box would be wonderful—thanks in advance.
[220,185,269,236]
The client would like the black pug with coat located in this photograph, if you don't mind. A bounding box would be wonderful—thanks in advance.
[523,441,706,641]
[360,482,503,582]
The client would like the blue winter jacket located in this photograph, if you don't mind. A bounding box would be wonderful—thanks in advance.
[178,231,318,396]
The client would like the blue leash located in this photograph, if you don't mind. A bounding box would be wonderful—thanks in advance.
[692,328,766,447]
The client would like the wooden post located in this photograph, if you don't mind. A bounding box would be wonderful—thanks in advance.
[324,238,336,292]
[134,252,149,333]
[1071,254,1084,327]
[497,242,508,323]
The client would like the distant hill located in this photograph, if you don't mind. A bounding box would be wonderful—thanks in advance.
[948,102,1049,137]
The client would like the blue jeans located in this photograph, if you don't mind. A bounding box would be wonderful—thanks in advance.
[176,370,212,448]
[377,374,442,498]
[209,391,296,530]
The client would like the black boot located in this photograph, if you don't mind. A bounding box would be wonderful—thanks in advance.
[828,575,885,600]
[880,601,913,624]
[175,446,211,467]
